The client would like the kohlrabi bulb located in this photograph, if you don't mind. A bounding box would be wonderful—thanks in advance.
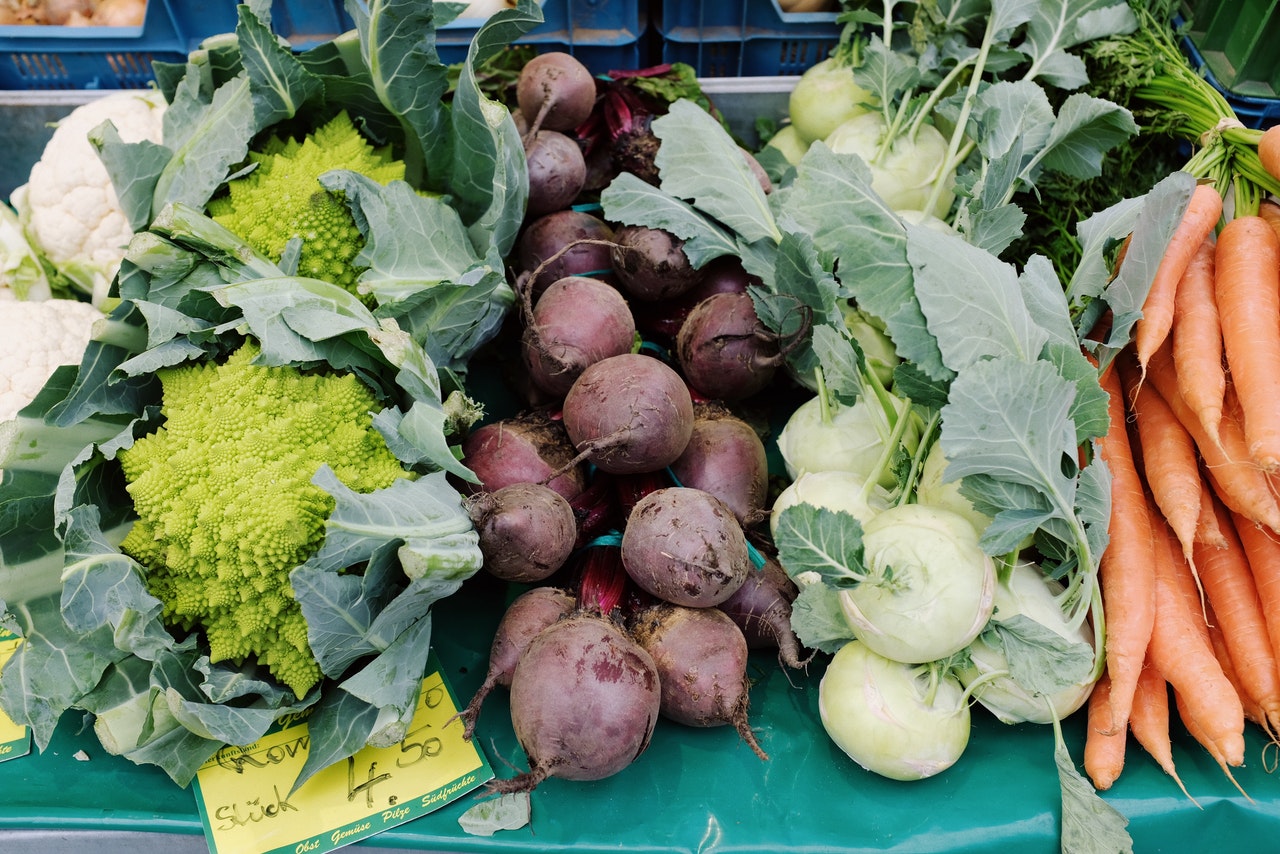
[840,303,899,389]
[769,469,891,539]
[955,561,1098,724]
[765,124,809,166]
[819,639,970,781]
[914,442,994,537]
[838,503,996,664]
[824,112,956,218]
[776,392,917,489]
[788,58,878,145]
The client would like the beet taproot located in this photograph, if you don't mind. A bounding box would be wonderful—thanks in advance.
[631,602,767,759]
[467,482,578,583]
[620,486,750,607]
[460,411,586,501]
[454,586,576,741]
[561,353,694,475]
[491,610,661,793]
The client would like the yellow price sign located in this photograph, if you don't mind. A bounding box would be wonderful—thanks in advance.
[0,630,31,763]
[193,666,491,854]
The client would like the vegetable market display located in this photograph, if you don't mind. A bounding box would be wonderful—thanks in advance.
[2,0,1280,852]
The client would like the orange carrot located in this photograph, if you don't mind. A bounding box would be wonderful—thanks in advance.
[1146,341,1280,532]
[1258,125,1280,184]
[1147,497,1246,767]
[1095,360,1157,736]
[1084,670,1127,791]
[1230,510,1280,700]
[1215,215,1280,471]
[1195,497,1280,735]
[1122,363,1203,566]
[1195,477,1229,549]
[1259,199,1280,245]
[1129,658,1195,803]
[1170,234,1224,446]
[1205,602,1269,733]
[1173,688,1251,800]
[1134,182,1223,376]
[1152,499,1209,640]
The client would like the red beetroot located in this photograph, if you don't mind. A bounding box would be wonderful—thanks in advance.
[561,353,694,475]
[676,291,785,401]
[669,403,769,526]
[455,586,576,741]
[466,482,578,583]
[630,602,767,759]
[524,130,587,216]
[717,554,811,670]
[631,255,757,342]
[520,275,636,399]
[620,486,749,608]
[518,210,615,296]
[610,224,701,302]
[460,411,586,501]
[491,610,661,793]
[517,51,597,135]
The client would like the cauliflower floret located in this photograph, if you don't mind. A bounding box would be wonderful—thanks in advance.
[12,90,166,307]
[0,292,103,421]
[117,341,412,698]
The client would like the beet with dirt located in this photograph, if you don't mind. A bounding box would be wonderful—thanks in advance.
[610,224,702,302]
[524,129,587,216]
[631,254,758,342]
[517,50,597,135]
[454,586,576,741]
[561,352,694,475]
[520,275,636,399]
[630,601,767,759]
[490,610,662,793]
[467,481,578,584]
[461,410,586,500]
[518,209,616,296]
[717,553,811,670]
[620,486,750,608]
[669,403,769,526]
[676,291,787,401]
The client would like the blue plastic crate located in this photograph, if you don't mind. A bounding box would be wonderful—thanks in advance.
[1181,23,1280,129]
[0,1,354,90]
[655,0,841,77]
[435,0,650,74]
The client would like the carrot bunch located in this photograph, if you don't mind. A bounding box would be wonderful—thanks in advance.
[1085,175,1280,800]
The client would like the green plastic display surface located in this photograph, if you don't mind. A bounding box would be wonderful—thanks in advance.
[0,572,1278,853]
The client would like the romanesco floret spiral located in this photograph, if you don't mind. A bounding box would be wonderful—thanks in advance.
[207,110,404,304]
[118,341,412,698]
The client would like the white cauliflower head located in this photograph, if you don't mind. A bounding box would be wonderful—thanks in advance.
[0,292,103,422]
[12,90,166,307]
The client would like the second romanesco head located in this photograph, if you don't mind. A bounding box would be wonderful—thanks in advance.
[118,341,412,698]
[207,110,404,304]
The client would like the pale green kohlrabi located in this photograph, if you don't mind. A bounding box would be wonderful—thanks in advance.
[764,124,809,166]
[776,388,917,490]
[914,441,995,538]
[955,561,1097,725]
[824,111,956,218]
[819,639,970,781]
[788,57,878,145]
[838,503,996,664]
[839,302,899,389]
[769,469,892,539]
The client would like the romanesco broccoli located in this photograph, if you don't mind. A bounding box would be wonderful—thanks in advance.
[207,111,404,303]
[117,341,412,697]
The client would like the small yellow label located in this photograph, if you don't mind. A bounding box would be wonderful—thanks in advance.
[193,668,491,854]
[0,631,31,762]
